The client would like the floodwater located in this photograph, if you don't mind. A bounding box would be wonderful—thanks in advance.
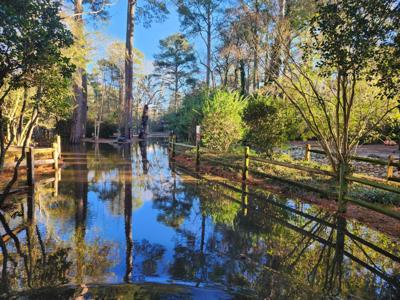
[0,139,399,299]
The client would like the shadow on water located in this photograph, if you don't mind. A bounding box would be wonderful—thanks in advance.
[0,139,399,299]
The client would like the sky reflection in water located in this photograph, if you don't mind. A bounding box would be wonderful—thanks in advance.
[0,140,399,299]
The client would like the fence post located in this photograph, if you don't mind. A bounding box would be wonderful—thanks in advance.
[305,144,311,162]
[195,125,201,168]
[196,144,200,167]
[53,169,59,197]
[241,182,248,216]
[338,162,348,213]
[27,147,35,186]
[242,146,250,181]
[387,155,394,180]
[172,135,176,159]
[27,185,35,221]
[56,135,61,159]
[52,142,59,170]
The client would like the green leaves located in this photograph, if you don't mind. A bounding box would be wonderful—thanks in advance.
[307,0,399,88]
[243,94,289,155]
[154,33,198,107]
[0,0,74,90]
[201,90,245,152]
[136,0,170,28]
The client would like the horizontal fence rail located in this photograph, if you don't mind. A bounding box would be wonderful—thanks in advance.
[1,135,62,189]
[309,148,400,167]
[168,137,400,221]
[346,175,400,195]
[251,156,335,177]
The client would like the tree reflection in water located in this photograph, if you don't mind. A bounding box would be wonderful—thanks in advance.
[123,144,133,283]
[156,166,400,299]
[0,141,398,299]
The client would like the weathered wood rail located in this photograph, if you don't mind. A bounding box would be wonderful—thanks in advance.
[168,136,400,221]
[304,144,399,181]
[2,135,62,188]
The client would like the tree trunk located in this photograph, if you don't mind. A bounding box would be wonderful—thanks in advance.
[123,145,133,282]
[73,143,88,283]
[252,0,260,91]
[119,78,124,135]
[265,0,287,84]
[234,66,239,89]
[124,0,137,139]
[240,60,247,96]
[139,140,148,174]
[70,0,88,144]
[206,4,212,88]
[174,66,179,113]
[138,104,149,139]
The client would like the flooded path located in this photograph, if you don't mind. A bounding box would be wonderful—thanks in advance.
[1,139,399,299]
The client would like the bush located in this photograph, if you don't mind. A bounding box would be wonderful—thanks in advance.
[86,120,118,138]
[201,90,245,152]
[243,94,311,155]
[243,94,287,155]
[165,88,209,142]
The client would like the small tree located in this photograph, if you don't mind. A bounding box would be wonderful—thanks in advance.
[201,90,245,152]
[0,0,74,203]
[176,0,223,88]
[154,33,198,113]
[243,94,290,156]
[0,0,74,168]
[274,0,400,175]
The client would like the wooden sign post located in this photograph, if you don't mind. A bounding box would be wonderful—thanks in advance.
[196,125,201,166]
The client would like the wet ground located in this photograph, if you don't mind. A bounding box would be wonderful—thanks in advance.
[0,139,399,299]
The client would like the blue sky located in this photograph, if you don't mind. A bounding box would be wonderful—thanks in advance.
[89,0,182,73]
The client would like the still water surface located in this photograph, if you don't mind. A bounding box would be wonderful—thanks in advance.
[1,140,399,299]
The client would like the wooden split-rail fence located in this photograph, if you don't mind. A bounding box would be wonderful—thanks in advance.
[3,135,62,187]
[304,143,399,182]
[168,135,400,221]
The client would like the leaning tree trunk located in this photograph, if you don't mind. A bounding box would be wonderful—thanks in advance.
[70,0,88,144]
[124,0,137,139]
[138,104,149,139]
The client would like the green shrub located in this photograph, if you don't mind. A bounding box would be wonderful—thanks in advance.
[243,94,287,155]
[86,120,118,138]
[243,94,311,155]
[201,90,245,152]
[165,88,209,142]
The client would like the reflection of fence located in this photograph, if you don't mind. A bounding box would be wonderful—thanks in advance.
[3,135,61,187]
[168,136,400,221]
[176,164,400,288]
[1,171,61,243]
